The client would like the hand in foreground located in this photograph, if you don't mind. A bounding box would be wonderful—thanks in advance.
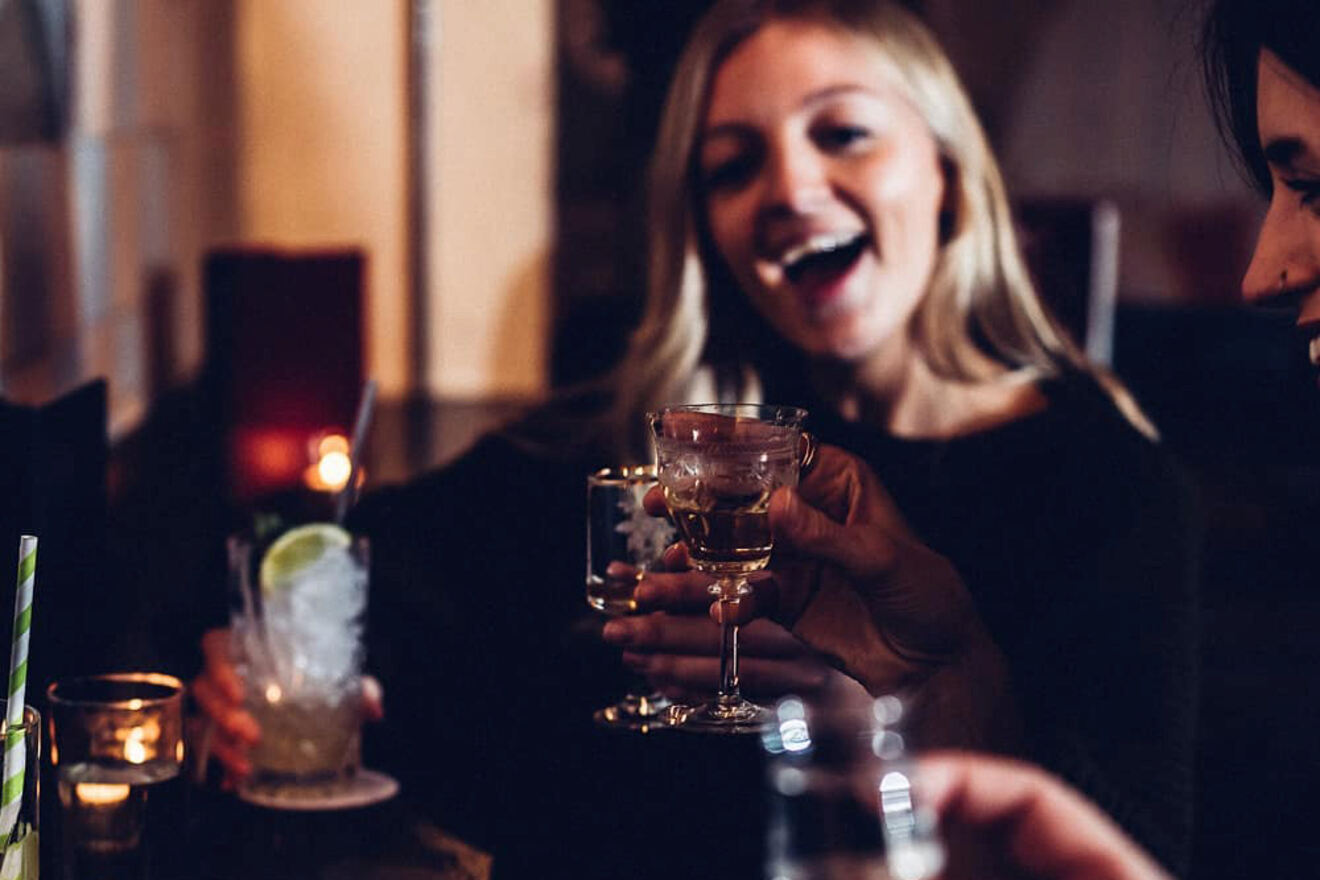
[918,751,1170,880]
[191,628,259,782]
[190,627,385,785]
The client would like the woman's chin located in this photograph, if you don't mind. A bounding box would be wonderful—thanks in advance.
[799,310,890,362]
[799,327,874,363]
[768,302,896,363]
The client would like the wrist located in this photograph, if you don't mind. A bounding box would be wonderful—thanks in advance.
[901,625,1021,752]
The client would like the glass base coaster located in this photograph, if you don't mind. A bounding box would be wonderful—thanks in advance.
[238,768,399,811]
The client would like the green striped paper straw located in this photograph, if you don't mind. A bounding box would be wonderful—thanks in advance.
[0,536,36,840]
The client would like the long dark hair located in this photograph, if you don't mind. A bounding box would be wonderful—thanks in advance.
[1202,0,1320,193]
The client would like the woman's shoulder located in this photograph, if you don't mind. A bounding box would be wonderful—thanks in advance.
[1010,371,1198,550]
[351,423,593,536]
[970,370,1177,474]
[349,417,597,621]
[932,370,1196,544]
[1037,371,1188,485]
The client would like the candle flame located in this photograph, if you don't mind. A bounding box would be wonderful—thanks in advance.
[76,783,130,805]
[125,728,148,764]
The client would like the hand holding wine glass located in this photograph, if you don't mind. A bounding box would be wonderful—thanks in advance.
[601,609,870,707]
[644,443,1020,749]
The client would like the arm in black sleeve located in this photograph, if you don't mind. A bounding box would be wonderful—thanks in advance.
[1022,458,1200,876]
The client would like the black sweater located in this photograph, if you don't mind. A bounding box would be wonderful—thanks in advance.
[353,374,1198,877]
[808,375,1200,874]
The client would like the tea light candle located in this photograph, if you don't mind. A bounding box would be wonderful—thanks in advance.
[74,784,130,806]
[65,778,142,854]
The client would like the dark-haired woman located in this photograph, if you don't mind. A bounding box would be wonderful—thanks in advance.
[1200,1,1320,875]
[1204,0,1320,339]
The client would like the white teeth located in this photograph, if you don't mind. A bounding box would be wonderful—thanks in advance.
[780,233,862,268]
[1311,336,1320,366]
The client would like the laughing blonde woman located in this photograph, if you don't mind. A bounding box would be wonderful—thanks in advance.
[601,1,1198,872]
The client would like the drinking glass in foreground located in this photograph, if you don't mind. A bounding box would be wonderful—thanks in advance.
[761,695,944,880]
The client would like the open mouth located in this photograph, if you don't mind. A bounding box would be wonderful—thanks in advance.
[782,233,868,290]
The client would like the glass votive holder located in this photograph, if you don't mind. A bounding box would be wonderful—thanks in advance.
[47,673,185,879]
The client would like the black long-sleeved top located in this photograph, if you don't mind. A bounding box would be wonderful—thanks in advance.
[806,375,1200,874]
[352,373,1198,878]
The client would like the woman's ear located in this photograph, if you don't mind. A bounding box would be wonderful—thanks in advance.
[938,155,958,243]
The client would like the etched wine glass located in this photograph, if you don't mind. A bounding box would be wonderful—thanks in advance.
[649,404,810,733]
[587,466,677,729]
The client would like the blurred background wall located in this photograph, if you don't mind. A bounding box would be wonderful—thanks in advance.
[0,0,1271,459]
[426,0,553,399]
[225,0,411,397]
[0,0,555,442]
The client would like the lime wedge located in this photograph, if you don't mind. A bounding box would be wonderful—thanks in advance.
[259,523,353,595]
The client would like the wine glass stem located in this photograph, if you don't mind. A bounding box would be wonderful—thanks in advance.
[719,615,740,702]
[715,575,747,704]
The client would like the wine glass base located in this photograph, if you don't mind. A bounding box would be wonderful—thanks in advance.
[665,698,773,735]
[593,692,674,732]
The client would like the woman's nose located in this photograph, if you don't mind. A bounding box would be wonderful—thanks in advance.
[1242,196,1320,304]
[762,141,829,214]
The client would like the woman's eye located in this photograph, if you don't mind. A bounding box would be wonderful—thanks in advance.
[815,125,871,150]
[1282,177,1320,211]
[701,154,757,192]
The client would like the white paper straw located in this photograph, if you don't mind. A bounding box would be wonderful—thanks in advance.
[0,536,36,841]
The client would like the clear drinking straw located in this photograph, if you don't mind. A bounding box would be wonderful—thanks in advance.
[335,379,378,525]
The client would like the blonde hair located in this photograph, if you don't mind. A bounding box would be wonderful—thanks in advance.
[605,0,1153,455]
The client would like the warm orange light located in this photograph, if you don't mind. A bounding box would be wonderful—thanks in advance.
[124,728,148,764]
[317,450,352,490]
[318,434,350,457]
[76,783,130,805]
[235,428,304,492]
[304,432,356,491]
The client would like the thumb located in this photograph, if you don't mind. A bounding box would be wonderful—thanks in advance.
[770,486,893,578]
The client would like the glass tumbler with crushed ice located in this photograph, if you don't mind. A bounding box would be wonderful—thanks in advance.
[228,525,369,799]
